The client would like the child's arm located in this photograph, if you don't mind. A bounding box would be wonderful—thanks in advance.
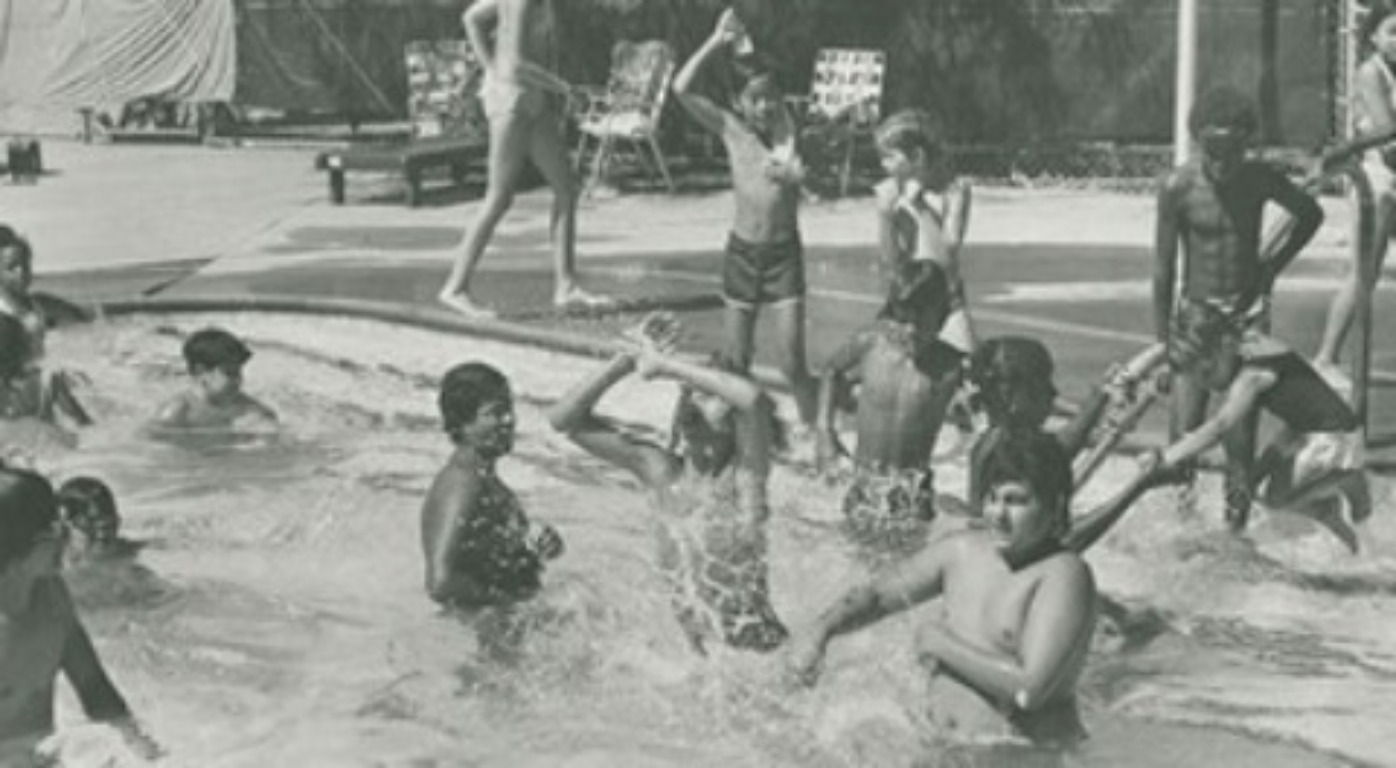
[673,9,742,134]
[149,393,189,428]
[1254,167,1323,302]
[1153,173,1183,342]
[43,371,93,428]
[874,179,906,279]
[548,353,675,487]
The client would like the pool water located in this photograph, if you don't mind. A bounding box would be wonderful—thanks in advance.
[14,313,1396,767]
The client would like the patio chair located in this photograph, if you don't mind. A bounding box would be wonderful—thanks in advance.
[798,48,885,196]
[574,40,676,194]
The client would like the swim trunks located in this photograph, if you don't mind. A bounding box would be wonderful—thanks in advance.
[721,232,806,308]
[841,466,936,554]
[1170,298,1356,431]
[481,75,556,122]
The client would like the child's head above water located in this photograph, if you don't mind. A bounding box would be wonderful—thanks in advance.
[977,431,1073,545]
[876,109,952,189]
[57,476,119,546]
[0,225,33,295]
[969,336,1058,430]
[183,327,252,375]
[438,362,513,452]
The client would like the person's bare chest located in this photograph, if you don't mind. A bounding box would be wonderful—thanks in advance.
[941,556,1044,652]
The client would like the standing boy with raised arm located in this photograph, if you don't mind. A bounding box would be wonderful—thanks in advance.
[673,9,818,427]
[439,0,610,318]
[1154,86,1323,530]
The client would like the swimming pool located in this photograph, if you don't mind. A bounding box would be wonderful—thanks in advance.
[22,312,1396,767]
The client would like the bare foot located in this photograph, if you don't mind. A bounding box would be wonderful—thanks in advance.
[439,291,498,319]
[554,286,618,311]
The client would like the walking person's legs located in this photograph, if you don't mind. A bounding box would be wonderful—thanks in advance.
[527,112,611,307]
[439,108,535,318]
[723,304,758,372]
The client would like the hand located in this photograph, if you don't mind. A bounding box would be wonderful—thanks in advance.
[713,8,746,46]
[527,522,565,561]
[913,619,951,665]
[623,312,681,379]
[784,628,827,687]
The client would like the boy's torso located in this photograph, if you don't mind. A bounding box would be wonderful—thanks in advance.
[721,116,801,243]
[1174,161,1274,301]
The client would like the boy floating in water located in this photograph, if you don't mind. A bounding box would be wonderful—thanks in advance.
[550,313,788,654]
[438,0,611,317]
[0,468,160,765]
[673,9,818,427]
[1154,86,1324,531]
[421,362,563,612]
[151,327,278,432]
[816,259,964,555]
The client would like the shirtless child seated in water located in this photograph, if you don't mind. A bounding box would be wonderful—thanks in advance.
[0,468,160,765]
[150,327,278,432]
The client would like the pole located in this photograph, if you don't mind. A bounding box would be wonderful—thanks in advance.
[1174,0,1199,165]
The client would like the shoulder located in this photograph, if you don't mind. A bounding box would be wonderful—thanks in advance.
[1357,56,1391,86]
[1038,551,1094,589]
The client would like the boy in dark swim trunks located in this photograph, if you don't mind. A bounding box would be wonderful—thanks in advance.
[421,362,563,612]
[674,9,817,427]
[816,260,964,555]
[1154,86,1324,530]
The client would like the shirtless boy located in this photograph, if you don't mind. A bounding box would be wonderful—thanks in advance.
[439,0,609,317]
[421,362,562,612]
[0,468,159,764]
[674,9,818,425]
[151,327,278,432]
[1154,86,1324,529]
[0,231,91,428]
[816,261,964,554]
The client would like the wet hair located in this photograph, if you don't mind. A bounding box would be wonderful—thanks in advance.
[1187,86,1258,139]
[0,468,59,571]
[875,109,948,167]
[978,431,1073,538]
[0,313,28,380]
[438,362,510,442]
[183,327,252,374]
[0,225,33,270]
[57,476,119,541]
[968,336,1058,429]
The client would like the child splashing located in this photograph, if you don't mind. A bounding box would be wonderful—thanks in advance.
[550,313,788,654]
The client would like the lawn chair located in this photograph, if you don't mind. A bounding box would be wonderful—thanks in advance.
[798,48,885,196]
[574,40,676,194]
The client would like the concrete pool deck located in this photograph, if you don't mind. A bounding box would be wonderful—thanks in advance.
[4,138,1393,457]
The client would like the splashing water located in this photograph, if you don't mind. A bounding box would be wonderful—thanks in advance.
[15,313,1392,767]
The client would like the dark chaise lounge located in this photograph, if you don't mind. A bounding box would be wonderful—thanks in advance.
[314,136,485,207]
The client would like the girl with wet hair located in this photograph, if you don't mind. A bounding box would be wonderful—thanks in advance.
[549,313,788,654]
